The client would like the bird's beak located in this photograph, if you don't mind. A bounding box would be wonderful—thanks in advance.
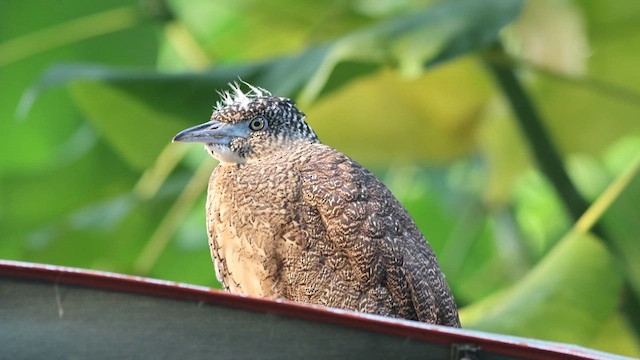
[172,120,249,145]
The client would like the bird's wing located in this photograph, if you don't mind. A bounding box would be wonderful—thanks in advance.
[299,145,459,326]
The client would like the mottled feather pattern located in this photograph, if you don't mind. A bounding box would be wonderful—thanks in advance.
[180,82,460,327]
[207,141,459,326]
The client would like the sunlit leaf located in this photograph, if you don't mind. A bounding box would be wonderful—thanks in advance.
[588,312,640,358]
[460,232,623,345]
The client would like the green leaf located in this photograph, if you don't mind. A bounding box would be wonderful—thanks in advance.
[20,0,523,169]
[300,0,523,102]
[588,312,640,358]
[600,136,640,298]
[69,81,190,171]
[460,231,623,345]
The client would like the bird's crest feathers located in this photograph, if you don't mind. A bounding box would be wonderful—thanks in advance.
[215,80,272,111]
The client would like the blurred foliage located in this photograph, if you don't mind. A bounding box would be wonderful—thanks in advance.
[1,0,639,357]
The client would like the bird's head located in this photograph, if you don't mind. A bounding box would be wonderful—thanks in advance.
[173,82,318,164]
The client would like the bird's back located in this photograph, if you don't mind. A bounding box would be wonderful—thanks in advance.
[207,140,460,327]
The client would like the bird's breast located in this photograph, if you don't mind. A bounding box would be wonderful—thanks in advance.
[206,162,304,298]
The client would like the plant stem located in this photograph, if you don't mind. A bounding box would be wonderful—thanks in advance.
[133,160,215,275]
[483,42,591,224]
[574,153,640,234]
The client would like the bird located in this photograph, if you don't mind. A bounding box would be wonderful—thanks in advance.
[173,82,460,327]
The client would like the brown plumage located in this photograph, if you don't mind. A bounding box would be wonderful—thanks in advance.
[173,82,460,327]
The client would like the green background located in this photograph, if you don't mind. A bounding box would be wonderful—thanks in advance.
[1,0,639,356]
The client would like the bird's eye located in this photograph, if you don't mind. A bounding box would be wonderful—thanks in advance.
[249,117,266,131]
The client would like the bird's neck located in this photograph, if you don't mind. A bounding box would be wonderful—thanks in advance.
[241,138,320,165]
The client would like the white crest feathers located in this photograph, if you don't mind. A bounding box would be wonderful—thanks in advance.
[214,80,271,111]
